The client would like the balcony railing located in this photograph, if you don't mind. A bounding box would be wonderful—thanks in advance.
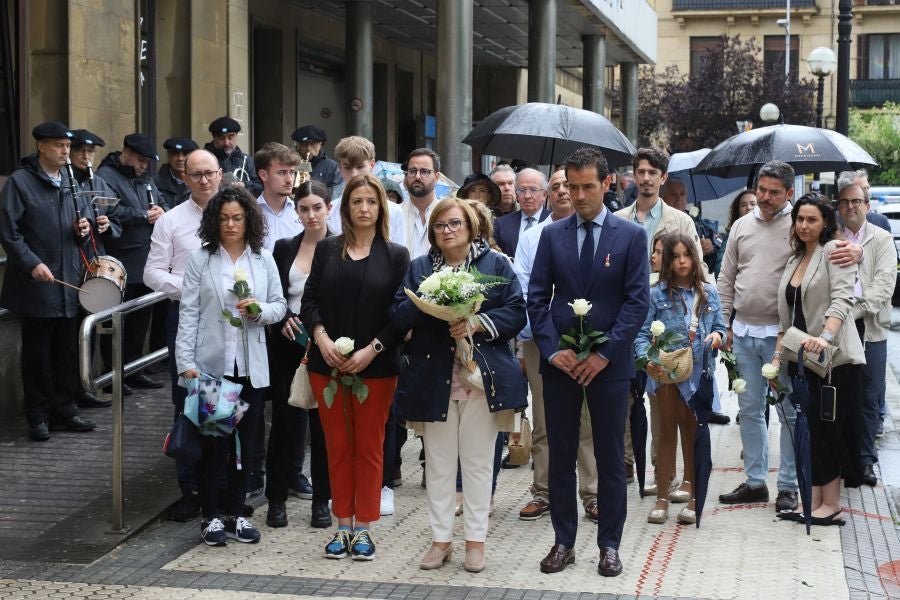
[850,79,900,108]
[673,0,816,9]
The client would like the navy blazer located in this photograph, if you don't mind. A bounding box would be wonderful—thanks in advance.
[391,247,528,422]
[494,208,550,257]
[527,211,649,381]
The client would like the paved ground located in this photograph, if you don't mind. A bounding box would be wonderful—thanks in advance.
[2,347,900,599]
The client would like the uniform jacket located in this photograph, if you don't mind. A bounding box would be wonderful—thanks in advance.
[154,163,191,208]
[777,240,866,367]
[309,151,342,191]
[175,247,287,389]
[72,167,122,256]
[97,151,167,283]
[391,245,528,421]
[204,142,262,196]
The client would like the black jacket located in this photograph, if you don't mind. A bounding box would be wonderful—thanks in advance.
[204,142,262,196]
[309,152,342,191]
[0,155,94,317]
[390,246,528,421]
[154,164,191,208]
[97,152,167,283]
[72,167,122,256]
[300,235,410,378]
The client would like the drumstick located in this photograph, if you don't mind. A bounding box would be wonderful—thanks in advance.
[53,278,89,294]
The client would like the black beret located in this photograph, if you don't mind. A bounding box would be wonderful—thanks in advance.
[32,121,73,141]
[123,133,159,160]
[291,125,327,143]
[70,129,106,148]
[209,116,241,134]
[163,137,199,152]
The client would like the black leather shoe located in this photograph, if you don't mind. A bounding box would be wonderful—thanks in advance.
[171,492,200,521]
[775,490,798,512]
[500,454,520,469]
[126,373,164,389]
[77,391,112,409]
[266,501,288,528]
[718,483,768,504]
[28,422,50,442]
[311,500,332,528]
[709,411,731,425]
[863,464,877,486]
[598,547,623,577]
[540,544,575,573]
[49,415,96,432]
[102,383,133,396]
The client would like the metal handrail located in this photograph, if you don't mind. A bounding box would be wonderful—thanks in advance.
[0,256,7,318]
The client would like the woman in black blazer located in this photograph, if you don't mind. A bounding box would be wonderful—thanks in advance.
[300,174,410,561]
[266,180,333,531]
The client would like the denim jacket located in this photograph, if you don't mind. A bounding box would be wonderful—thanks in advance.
[635,282,727,401]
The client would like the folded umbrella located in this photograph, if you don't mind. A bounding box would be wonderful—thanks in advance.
[790,355,814,535]
[629,371,649,498]
[689,342,716,528]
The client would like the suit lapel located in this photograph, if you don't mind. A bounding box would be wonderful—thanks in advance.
[800,245,825,307]
[585,214,619,292]
[249,251,265,302]
[209,252,225,310]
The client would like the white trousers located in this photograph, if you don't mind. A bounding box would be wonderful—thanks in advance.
[423,382,498,543]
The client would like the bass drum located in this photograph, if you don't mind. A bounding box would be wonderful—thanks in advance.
[79,255,127,313]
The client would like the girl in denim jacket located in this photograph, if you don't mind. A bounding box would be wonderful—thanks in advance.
[635,233,727,525]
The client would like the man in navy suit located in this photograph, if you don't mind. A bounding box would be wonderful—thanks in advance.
[494,168,551,257]
[528,147,649,577]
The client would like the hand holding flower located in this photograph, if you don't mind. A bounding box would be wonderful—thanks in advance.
[318,334,346,369]
[236,297,260,318]
[731,378,747,394]
[323,336,369,406]
[573,353,608,386]
[341,344,377,374]
[550,349,579,377]
[449,317,482,339]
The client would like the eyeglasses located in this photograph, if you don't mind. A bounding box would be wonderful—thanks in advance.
[406,168,434,178]
[516,187,544,196]
[186,170,220,182]
[432,218,464,233]
[219,214,246,224]
[836,198,864,208]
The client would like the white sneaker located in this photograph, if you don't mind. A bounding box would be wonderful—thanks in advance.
[380,486,395,516]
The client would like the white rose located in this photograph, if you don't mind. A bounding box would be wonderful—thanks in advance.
[568,298,592,316]
[418,274,440,295]
[334,337,355,356]
[761,362,779,380]
[650,320,666,337]
[688,205,700,218]
[233,267,248,282]
[732,378,747,394]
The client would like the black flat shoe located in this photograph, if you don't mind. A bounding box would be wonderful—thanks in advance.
[28,422,50,442]
[77,392,112,409]
[49,415,96,432]
[810,511,845,526]
[776,511,801,521]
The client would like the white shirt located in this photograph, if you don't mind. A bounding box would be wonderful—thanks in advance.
[401,197,436,259]
[286,263,308,315]
[327,192,407,246]
[143,198,204,301]
[218,245,253,377]
[257,194,303,252]
[514,217,555,341]
[518,209,542,236]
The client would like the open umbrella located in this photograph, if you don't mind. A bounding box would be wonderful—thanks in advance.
[462,102,636,169]
[790,355,814,535]
[667,148,749,204]
[689,342,716,528]
[629,371,649,498]
[693,124,877,180]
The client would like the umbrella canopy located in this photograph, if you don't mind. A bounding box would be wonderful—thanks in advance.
[690,343,716,528]
[790,357,814,535]
[667,148,749,204]
[693,124,877,179]
[629,372,649,498]
[462,102,636,169]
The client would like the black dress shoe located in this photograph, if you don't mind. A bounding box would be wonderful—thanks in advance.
[126,373,164,389]
[863,464,877,487]
[598,547,623,577]
[28,422,50,442]
[102,383,133,396]
[49,415,96,432]
[540,544,575,573]
[709,411,731,425]
[500,454,520,469]
[266,501,288,528]
[77,391,112,409]
[310,500,332,528]
[718,482,769,504]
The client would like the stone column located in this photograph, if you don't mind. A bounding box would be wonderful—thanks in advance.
[527,0,556,103]
[436,0,472,184]
[582,34,606,114]
[346,1,373,139]
[620,62,638,143]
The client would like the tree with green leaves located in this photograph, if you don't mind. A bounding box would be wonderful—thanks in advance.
[850,102,900,185]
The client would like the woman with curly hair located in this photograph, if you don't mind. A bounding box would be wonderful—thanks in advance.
[176,186,287,547]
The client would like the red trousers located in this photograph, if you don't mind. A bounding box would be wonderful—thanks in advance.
[309,372,395,522]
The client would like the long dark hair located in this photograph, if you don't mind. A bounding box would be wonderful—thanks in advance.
[790,192,839,259]
[658,233,708,310]
[199,186,267,253]
[726,189,756,233]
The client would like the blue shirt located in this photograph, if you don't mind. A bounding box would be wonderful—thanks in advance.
[630,198,662,255]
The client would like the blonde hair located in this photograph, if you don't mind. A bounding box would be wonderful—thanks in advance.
[334,136,375,165]
[465,199,499,250]
[339,174,390,258]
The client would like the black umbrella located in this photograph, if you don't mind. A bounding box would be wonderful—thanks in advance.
[689,342,716,528]
[693,124,877,180]
[629,372,649,498]
[462,103,636,169]
[791,355,814,535]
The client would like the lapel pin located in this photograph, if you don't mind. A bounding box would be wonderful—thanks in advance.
[604,253,611,268]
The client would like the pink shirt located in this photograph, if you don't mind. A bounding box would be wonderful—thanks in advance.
[842,222,866,298]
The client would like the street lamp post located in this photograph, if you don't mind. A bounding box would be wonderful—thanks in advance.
[807,47,837,129]
[836,0,853,135]
[760,102,780,125]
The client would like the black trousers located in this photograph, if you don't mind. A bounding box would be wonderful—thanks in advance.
[21,316,80,426]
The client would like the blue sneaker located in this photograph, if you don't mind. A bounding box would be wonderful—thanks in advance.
[350,528,376,561]
[325,526,352,559]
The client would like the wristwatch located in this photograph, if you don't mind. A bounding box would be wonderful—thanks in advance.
[371,339,385,353]
[820,330,834,344]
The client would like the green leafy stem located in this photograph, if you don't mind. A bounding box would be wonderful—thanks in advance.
[322,368,369,408]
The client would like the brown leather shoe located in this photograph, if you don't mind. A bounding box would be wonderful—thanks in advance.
[519,498,550,521]
[539,544,575,573]
[598,546,623,577]
[584,500,599,522]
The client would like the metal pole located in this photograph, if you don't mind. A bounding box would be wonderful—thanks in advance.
[346,1,373,138]
[110,311,127,533]
[582,34,606,114]
[527,0,556,103]
[620,63,639,144]
[835,0,852,135]
[436,0,472,184]
[784,0,791,81]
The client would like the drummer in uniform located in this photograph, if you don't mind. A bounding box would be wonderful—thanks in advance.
[69,129,121,256]
[0,121,98,441]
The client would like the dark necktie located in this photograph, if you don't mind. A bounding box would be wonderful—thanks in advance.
[580,221,596,282]
[524,216,535,230]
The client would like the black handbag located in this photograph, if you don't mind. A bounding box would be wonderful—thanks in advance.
[163,413,201,463]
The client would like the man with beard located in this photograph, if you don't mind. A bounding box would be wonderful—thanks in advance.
[400,148,440,260]
[489,164,517,216]
[291,125,342,192]
[155,137,198,208]
[205,116,261,195]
